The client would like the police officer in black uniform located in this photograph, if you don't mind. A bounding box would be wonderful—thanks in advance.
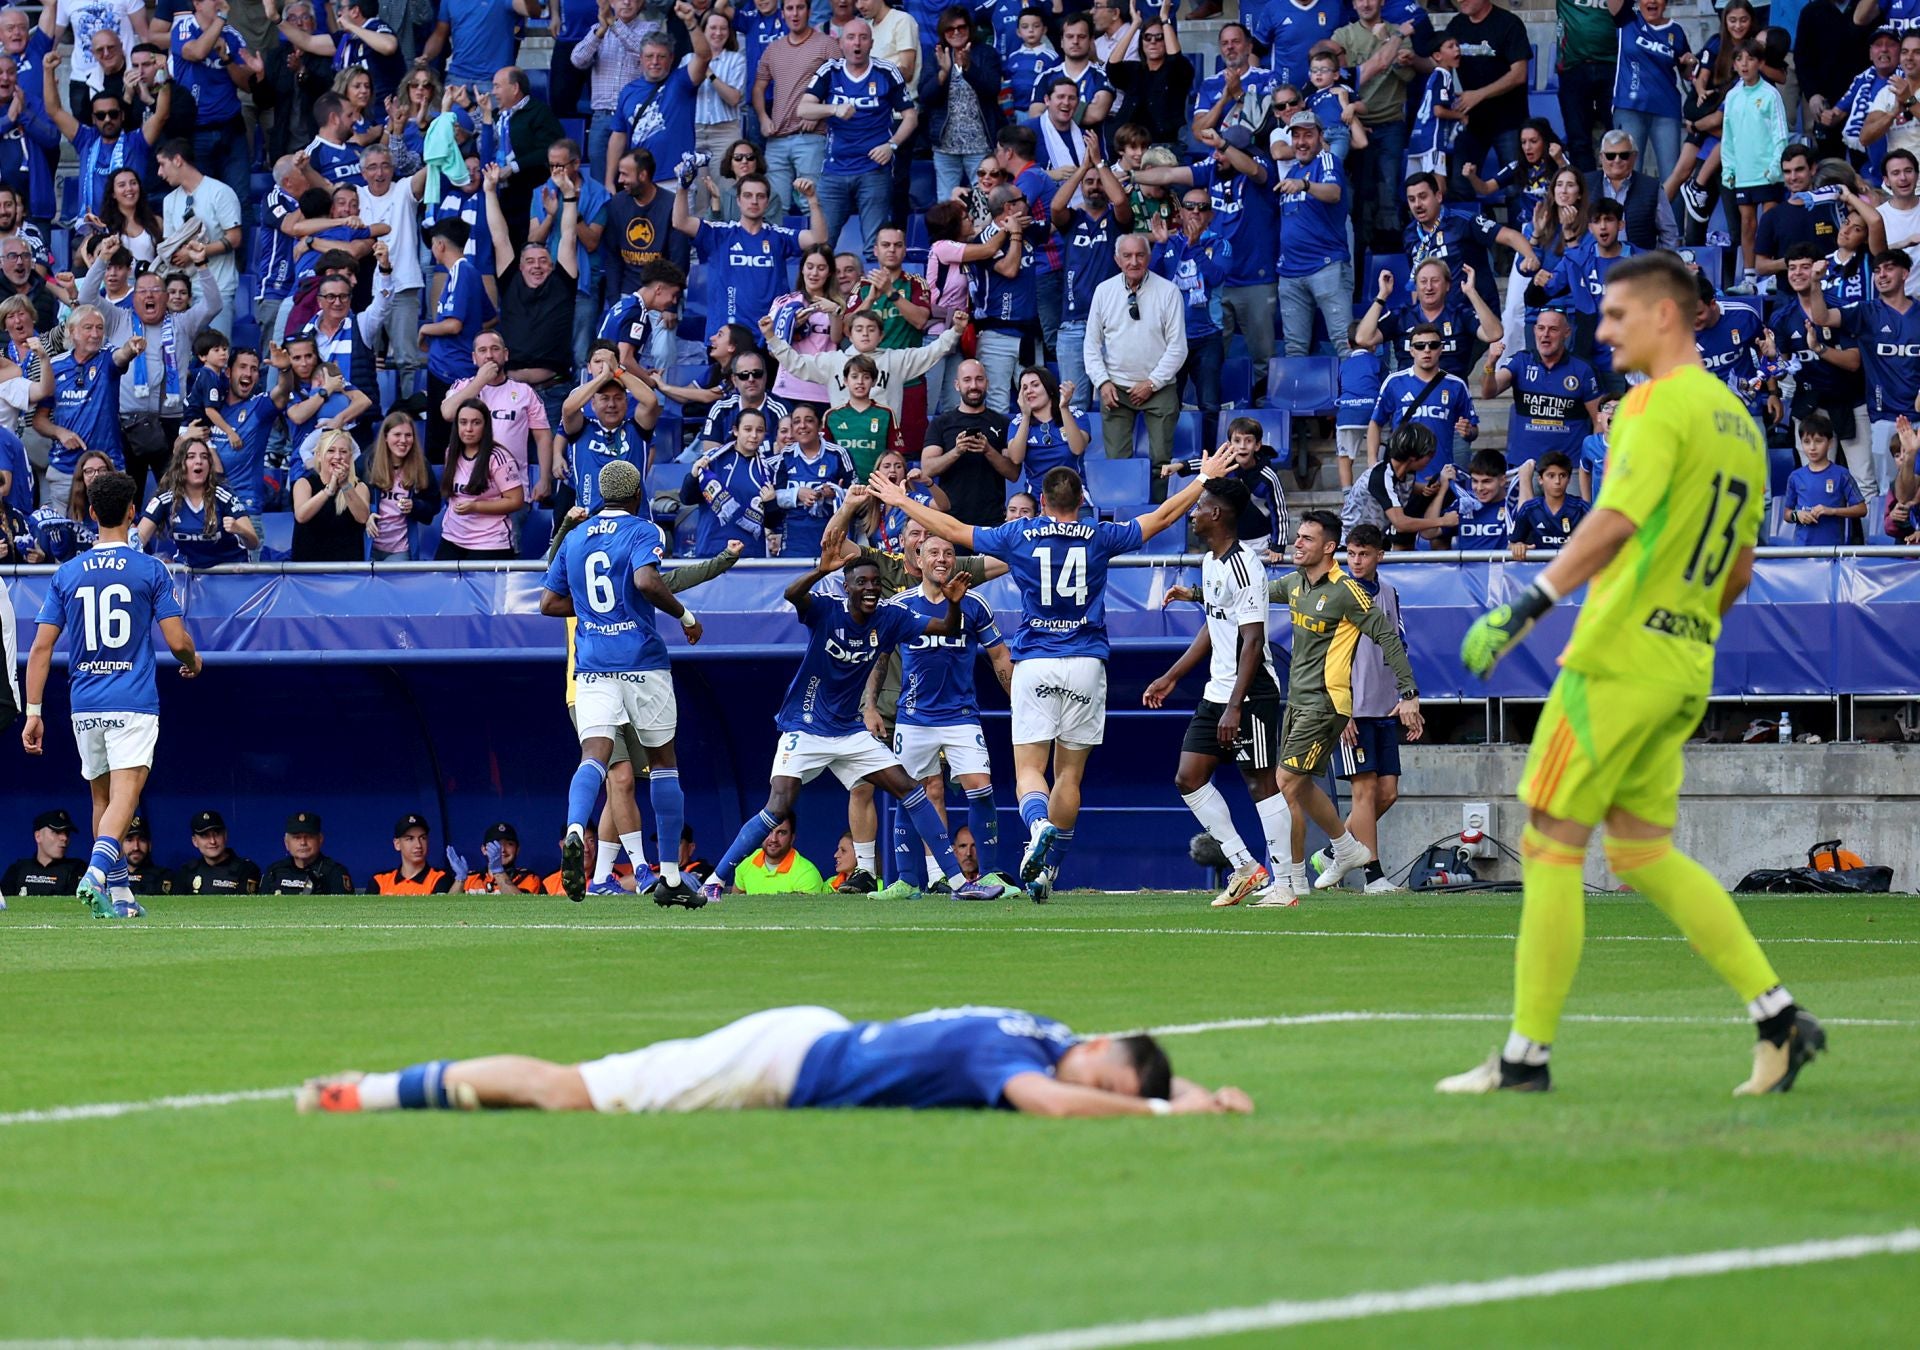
[260,811,356,895]
[169,809,261,895]
[121,815,167,896]
[2,809,85,896]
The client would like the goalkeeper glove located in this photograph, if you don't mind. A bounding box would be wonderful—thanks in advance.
[1460,579,1559,678]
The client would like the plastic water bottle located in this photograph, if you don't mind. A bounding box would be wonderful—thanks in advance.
[1778,710,1792,744]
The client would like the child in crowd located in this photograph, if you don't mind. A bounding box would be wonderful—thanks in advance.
[1005,9,1058,113]
[1509,450,1591,558]
[1304,46,1367,162]
[1783,411,1865,546]
[825,355,895,481]
[1406,36,1464,178]
[1578,393,1618,501]
[184,330,230,426]
[1335,333,1383,490]
[1719,40,1788,294]
[1450,448,1524,551]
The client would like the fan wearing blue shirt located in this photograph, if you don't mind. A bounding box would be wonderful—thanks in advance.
[1508,450,1592,557]
[541,460,705,909]
[1520,199,1638,381]
[796,24,916,262]
[22,469,201,919]
[1401,172,1535,316]
[1187,24,1277,140]
[295,1003,1258,1117]
[1335,344,1384,488]
[604,33,708,199]
[672,172,822,330]
[702,553,1008,904]
[169,0,254,197]
[425,0,534,91]
[420,219,497,460]
[34,304,138,504]
[1803,248,1920,499]
[1048,157,1129,415]
[1610,0,1694,185]
[1357,258,1498,381]
[1781,412,1867,546]
[1274,113,1351,360]
[563,356,665,508]
[1478,310,1602,468]
[1367,322,1478,479]
[1447,447,1520,550]
[869,449,1224,899]
[1249,0,1346,87]
[206,348,293,519]
[38,62,163,220]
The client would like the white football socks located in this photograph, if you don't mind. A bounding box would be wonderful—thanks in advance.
[1181,784,1254,869]
[854,841,877,874]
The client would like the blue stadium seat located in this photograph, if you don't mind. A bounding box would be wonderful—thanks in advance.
[1171,410,1204,463]
[1526,91,1566,141]
[1086,456,1150,508]
[1220,355,1251,408]
[518,508,553,560]
[261,513,295,554]
[1267,356,1338,415]
[1076,409,1106,452]
[1136,523,1186,555]
[1678,244,1726,288]
[1767,443,1797,498]
[672,513,700,555]
[646,463,685,499]
[526,67,551,107]
[909,158,936,212]
[1362,252,1411,311]
[560,118,587,148]
[415,517,443,559]
[59,175,77,224]
[232,315,261,352]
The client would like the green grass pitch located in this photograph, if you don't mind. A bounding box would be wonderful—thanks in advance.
[6,890,1920,1348]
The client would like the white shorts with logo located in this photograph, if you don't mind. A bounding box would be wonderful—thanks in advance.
[1336,426,1367,461]
[1010,657,1108,748]
[574,670,677,748]
[72,711,159,780]
[577,1005,851,1113]
[894,721,991,780]
[771,729,902,787]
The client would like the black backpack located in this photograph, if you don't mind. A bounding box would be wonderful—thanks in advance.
[1735,840,1894,894]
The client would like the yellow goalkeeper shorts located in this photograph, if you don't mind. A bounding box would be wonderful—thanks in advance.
[1519,669,1707,829]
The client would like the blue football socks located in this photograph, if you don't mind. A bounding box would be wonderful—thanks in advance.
[566,759,608,834]
[901,788,962,882]
[717,809,781,886]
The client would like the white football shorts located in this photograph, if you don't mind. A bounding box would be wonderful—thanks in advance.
[770,729,901,787]
[1010,656,1108,749]
[1335,426,1367,461]
[894,722,992,780]
[72,711,159,780]
[577,1005,852,1113]
[574,670,678,749]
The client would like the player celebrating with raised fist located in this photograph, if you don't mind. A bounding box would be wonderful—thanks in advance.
[21,471,201,918]
[1443,251,1823,1097]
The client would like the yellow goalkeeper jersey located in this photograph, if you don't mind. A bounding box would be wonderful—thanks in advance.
[1560,364,1767,697]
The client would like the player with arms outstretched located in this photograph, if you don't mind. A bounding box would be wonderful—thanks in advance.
[21,472,201,918]
[540,462,704,909]
[702,551,1009,904]
[297,1005,1253,1118]
[1443,251,1824,1097]
[870,450,1231,900]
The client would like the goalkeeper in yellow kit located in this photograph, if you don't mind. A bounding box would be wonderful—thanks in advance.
[1439,253,1824,1098]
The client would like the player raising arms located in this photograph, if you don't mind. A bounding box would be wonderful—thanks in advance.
[1443,251,1823,1097]
[701,551,1010,904]
[298,1004,1253,1117]
[1272,511,1423,907]
[1145,478,1291,909]
[540,462,704,909]
[21,471,201,918]
[870,450,1233,901]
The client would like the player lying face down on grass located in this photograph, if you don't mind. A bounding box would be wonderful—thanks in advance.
[298,1005,1254,1117]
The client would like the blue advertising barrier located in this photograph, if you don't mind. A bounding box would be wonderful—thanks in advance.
[5,554,1917,891]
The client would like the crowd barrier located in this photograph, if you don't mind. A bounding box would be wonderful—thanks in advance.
[5,552,1918,889]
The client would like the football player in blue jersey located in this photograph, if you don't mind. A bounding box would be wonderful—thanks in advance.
[874,531,1014,897]
[702,548,1012,905]
[871,447,1229,899]
[541,461,704,909]
[21,471,201,918]
[298,1004,1253,1116]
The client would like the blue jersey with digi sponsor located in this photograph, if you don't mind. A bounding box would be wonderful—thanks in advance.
[213,391,276,516]
[774,441,856,560]
[1834,295,1920,423]
[1784,463,1865,545]
[1188,64,1281,131]
[1612,14,1689,119]
[777,591,926,736]
[570,419,653,515]
[1250,0,1346,86]
[1694,296,1764,397]
[1014,417,1085,499]
[259,188,299,301]
[1509,494,1591,550]
[972,515,1143,659]
[35,542,182,715]
[1189,159,1279,288]
[1004,43,1056,102]
[1336,347,1384,429]
[1450,477,1518,549]
[1031,57,1111,112]
[28,507,96,563]
[169,14,248,125]
[1500,351,1599,464]
[544,511,672,674]
[693,221,801,331]
[1061,208,1122,323]
[48,348,123,472]
[1151,230,1229,340]
[1370,368,1476,479]
[808,58,913,178]
[892,589,1004,727]
[139,486,249,569]
[788,1007,1076,1110]
[1278,150,1347,275]
[305,135,366,187]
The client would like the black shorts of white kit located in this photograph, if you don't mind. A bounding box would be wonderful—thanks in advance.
[1181,697,1283,769]
[1728,183,1784,208]
[1336,715,1403,780]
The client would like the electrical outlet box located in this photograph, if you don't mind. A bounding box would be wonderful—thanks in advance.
[1462,803,1497,859]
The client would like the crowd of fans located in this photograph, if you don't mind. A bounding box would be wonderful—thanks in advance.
[1,0,1919,579]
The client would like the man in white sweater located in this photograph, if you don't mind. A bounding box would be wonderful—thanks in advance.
[1084,234,1188,485]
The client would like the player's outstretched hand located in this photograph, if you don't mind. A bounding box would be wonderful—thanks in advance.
[21,714,43,754]
[1143,674,1174,707]
[867,474,908,506]
[1197,445,1234,479]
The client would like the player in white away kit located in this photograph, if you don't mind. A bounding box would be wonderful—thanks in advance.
[21,472,201,918]
[702,549,1011,903]
[1145,478,1292,908]
[876,532,1015,897]
[540,461,705,908]
[870,449,1230,900]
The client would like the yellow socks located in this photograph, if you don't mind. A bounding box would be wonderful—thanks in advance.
[1511,825,1589,1055]
[1604,835,1783,1007]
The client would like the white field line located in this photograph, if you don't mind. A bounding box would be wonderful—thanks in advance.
[2,1228,1917,1350]
[5,1010,1912,1129]
[3,921,1916,946]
